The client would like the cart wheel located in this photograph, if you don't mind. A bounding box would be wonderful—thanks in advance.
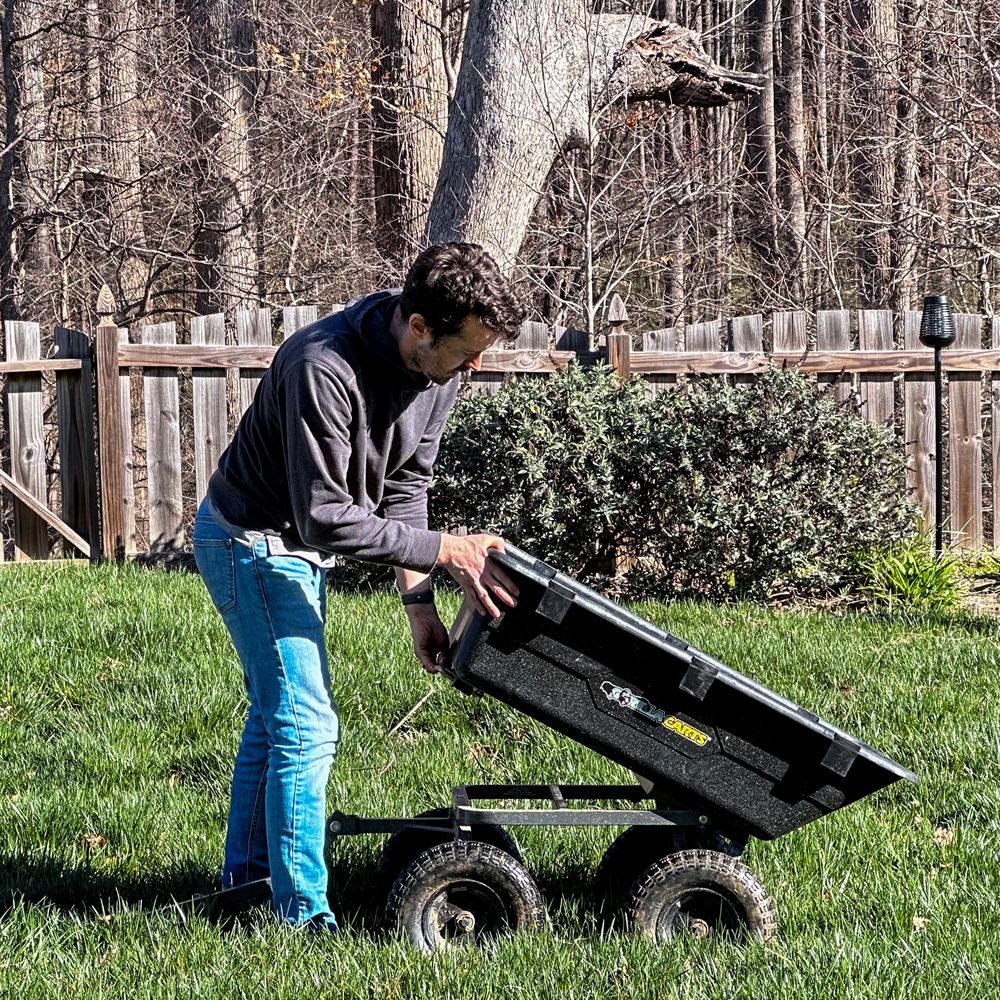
[386,840,545,953]
[594,825,730,918]
[624,849,777,943]
[378,807,520,883]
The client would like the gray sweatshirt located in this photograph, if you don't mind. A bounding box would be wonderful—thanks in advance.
[207,291,460,572]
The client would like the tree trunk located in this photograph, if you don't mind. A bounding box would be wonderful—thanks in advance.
[851,0,899,308]
[780,0,807,302]
[667,112,687,327]
[371,0,450,268]
[658,0,685,324]
[812,0,832,306]
[745,0,779,265]
[426,0,756,269]
[890,0,926,313]
[0,0,20,320]
[101,0,148,321]
[185,0,259,316]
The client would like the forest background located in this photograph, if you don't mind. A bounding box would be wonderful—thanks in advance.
[0,0,997,344]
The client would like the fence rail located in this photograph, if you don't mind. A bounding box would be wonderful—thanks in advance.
[2,298,998,562]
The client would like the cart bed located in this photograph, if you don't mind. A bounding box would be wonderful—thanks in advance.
[446,546,916,840]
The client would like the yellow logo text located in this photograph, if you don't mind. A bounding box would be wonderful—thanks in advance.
[662,716,711,747]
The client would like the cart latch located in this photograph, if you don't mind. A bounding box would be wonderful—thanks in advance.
[680,656,718,701]
[821,734,861,777]
[536,580,576,624]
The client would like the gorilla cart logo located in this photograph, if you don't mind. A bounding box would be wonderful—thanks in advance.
[600,681,712,747]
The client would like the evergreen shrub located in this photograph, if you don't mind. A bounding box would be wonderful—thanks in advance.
[429,363,917,601]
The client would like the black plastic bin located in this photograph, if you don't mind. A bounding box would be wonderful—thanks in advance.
[446,545,916,841]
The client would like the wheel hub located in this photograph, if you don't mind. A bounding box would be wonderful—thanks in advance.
[434,901,477,934]
[688,917,711,938]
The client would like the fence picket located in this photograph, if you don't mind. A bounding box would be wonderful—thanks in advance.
[142,322,184,552]
[236,309,272,419]
[859,310,894,428]
[54,326,98,557]
[903,311,934,531]
[5,322,47,559]
[282,306,318,338]
[192,314,228,504]
[516,320,549,349]
[772,311,808,353]
[816,310,852,402]
[119,328,137,555]
[642,328,677,396]
[949,314,983,548]
[728,314,763,385]
[685,319,722,352]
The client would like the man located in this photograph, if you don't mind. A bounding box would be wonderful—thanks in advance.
[192,243,525,932]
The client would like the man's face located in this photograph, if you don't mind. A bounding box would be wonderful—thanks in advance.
[410,314,500,385]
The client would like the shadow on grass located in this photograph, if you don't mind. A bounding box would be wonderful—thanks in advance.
[0,847,601,938]
[0,851,217,915]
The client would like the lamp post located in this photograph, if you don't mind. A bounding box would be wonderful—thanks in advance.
[919,294,956,555]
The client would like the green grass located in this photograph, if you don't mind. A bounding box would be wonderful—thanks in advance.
[0,563,996,999]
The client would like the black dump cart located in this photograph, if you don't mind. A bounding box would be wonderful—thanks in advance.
[216,546,915,951]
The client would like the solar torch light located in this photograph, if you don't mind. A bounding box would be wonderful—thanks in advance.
[918,294,956,555]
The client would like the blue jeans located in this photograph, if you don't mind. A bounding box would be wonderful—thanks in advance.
[193,499,340,929]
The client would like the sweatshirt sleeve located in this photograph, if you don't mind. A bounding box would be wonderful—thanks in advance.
[280,359,442,571]
[379,382,457,530]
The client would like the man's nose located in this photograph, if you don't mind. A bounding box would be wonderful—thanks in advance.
[465,354,483,372]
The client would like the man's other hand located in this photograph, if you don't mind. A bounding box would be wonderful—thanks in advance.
[436,533,519,619]
[405,604,450,673]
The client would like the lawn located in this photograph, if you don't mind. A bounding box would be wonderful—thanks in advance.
[0,562,996,999]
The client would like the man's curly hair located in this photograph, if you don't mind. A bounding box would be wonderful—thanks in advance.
[400,243,526,344]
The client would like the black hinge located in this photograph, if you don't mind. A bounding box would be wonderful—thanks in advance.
[679,656,718,701]
[536,580,575,624]
[821,734,860,777]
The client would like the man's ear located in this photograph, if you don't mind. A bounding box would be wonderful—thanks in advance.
[409,312,431,342]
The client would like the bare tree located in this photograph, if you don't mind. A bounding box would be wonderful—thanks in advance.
[183,0,259,316]
[0,0,996,338]
[745,0,778,273]
[426,1,756,270]
[780,0,806,302]
[370,0,451,268]
[100,0,148,320]
[850,0,899,308]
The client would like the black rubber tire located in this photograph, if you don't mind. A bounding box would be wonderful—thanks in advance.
[623,849,778,943]
[386,840,545,953]
[594,825,731,918]
[378,808,520,884]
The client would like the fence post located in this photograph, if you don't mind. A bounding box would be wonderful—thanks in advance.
[95,285,126,561]
[55,326,100,561]
[118,326,138,555]
[607,294,631,381]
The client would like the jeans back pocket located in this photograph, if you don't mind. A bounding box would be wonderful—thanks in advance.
[194,538,238,615]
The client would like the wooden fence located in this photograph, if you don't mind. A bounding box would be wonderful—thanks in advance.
[1,295,999,562]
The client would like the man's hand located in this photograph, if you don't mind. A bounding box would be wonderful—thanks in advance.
[436,533,519,619]
[405,604,450,674]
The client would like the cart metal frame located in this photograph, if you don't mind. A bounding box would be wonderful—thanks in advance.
[327,783,748,853]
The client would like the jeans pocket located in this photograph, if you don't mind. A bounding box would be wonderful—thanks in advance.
[194,538,238,615]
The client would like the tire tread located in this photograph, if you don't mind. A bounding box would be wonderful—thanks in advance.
[624,848,778,942]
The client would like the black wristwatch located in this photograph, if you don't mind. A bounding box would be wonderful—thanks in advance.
[400,589,435,607]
